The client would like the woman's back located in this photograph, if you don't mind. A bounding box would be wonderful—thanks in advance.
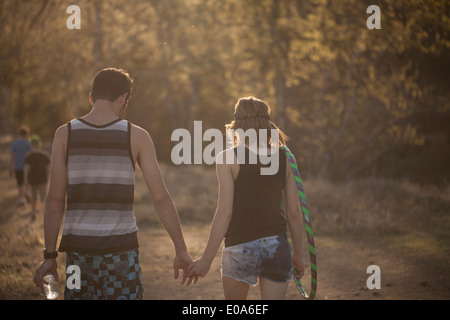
[224,146,287,247]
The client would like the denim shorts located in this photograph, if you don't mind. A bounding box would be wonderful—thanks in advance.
[221,235,293,286]
[64,248,143,300]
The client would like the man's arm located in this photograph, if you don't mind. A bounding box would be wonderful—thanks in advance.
[132,125,191,279]
[33,125,68,289]
[44,125,68,252]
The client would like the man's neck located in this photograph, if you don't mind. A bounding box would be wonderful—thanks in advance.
[83,100,120,124]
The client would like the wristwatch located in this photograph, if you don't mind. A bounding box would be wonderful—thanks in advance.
[43,249,58,260]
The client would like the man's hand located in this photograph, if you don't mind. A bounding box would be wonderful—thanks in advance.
[33,259,58,291]
[173,250,194,285]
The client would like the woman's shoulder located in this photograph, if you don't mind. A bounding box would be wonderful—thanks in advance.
[215,148,237,165]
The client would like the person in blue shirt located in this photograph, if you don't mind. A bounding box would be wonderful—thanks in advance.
[10,125,31,206]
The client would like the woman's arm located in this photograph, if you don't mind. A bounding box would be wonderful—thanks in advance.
[186,151,235,283]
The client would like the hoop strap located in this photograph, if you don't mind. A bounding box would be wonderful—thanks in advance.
[280,145,317,300]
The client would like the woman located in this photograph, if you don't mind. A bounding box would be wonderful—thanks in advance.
[186,96,305,300]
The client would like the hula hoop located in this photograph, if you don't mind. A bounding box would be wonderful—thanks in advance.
[280,145,317,300]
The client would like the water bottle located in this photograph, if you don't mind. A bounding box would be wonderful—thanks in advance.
[43,273,60,300]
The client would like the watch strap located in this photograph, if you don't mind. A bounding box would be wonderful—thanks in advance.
[43,249,58,259]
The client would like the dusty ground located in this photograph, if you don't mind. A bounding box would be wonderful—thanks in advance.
[1,203,448,300]
[0,135,449,300]
[139,224,450,300]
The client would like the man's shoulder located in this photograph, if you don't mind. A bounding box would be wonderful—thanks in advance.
[12,138,28,145]
[51,123,69,149]
[36,149,51,159]
[54,122,69,136]
[128,121,145,131]
[11,138,30,151]
[129,122,151,139]
[24,151,41,163]
[24,151,34,161]
[11,139,19,148]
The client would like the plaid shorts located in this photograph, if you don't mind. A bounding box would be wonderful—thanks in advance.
[64,248,143,300]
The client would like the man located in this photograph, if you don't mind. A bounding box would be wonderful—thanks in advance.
[23,134,50,222]
[10,125,31,206]
[33,68,192,299]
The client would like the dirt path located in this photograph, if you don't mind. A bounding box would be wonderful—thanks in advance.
[0,201,449,300]
[0,160,448,300]
[138,224,450,300]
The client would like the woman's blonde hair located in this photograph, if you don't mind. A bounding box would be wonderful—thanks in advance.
[225,96,288,148]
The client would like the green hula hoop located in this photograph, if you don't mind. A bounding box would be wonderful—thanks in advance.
[280,145,317,300]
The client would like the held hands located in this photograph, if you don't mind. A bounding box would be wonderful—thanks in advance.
[173,250,193,283]
[178,254,304,287]
[177,256,212,286]
[187,257,212,285]
[173,250,211,286]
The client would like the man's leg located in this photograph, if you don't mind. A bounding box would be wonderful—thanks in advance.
[102,249,144,300]
[14,170,25,206]
[65,252,102,300]
[30,185,38,221]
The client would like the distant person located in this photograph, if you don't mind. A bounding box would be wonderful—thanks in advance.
[33,68,193,300]
[23,134,50,222]
[186,97,305,300]
[9,125,31,207]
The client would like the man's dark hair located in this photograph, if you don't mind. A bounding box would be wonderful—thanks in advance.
[91,68,133,104]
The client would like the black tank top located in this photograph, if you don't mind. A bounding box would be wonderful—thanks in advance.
[224,146,287,247]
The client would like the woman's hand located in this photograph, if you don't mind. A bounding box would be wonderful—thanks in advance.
[292,253,305,280]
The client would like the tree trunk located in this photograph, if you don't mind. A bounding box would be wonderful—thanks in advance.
[270,1,287,130]
[0,85,12,135]
[318,48,360,179]
[93,1,103,69]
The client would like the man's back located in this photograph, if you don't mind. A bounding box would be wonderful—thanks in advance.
[11,138,31,170]
[58,117,138,254]
[24,150,50,185]
[34,68,192,300]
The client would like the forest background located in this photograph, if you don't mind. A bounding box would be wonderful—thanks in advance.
[1,0,448,185]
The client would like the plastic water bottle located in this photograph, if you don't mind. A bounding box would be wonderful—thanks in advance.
[43,273,60,300]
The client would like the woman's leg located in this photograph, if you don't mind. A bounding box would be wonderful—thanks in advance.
[259,277,289,300]
[222,276,250,300]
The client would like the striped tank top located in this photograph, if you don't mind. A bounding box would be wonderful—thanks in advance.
[58,118,138,254]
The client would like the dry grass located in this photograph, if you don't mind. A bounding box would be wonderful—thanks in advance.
[307,177,450,238]
[0,135,449,299]
[134,164,218,226]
